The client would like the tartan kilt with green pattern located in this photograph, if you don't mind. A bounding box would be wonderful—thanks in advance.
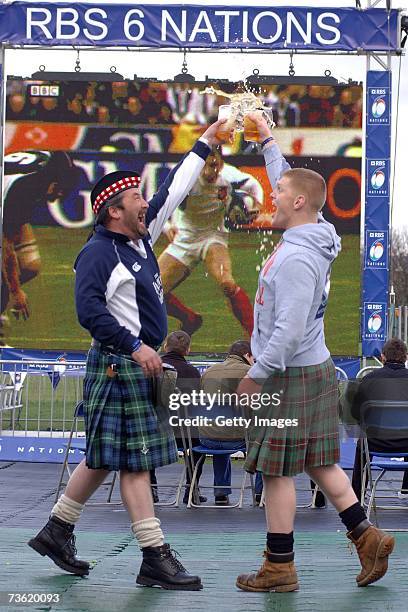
[83,347,178,472]
[245,358,340,477]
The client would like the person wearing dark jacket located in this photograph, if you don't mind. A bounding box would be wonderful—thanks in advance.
[151,330,207,504]
[162,330,201,386]
[28,118,228,592]
[351,337,408,498]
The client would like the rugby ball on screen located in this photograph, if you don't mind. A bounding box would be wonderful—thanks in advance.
[225,190,259,229]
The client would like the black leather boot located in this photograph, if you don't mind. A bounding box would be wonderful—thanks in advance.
[136,543,202,590]
[28,515,90,576]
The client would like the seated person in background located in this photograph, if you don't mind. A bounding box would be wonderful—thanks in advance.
[350,337,408,498]
[199,340,260,506]
[150,331,207,504]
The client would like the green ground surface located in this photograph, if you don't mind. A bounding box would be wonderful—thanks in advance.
[6,228,360,355]
[0,529,406,612]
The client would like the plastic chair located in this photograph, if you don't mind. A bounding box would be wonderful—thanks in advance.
[187,443,253,508]
[356,366,382,380]
[185,401,255,509]
[150,397,204,507]
[359,399,408,528]
[55,401,119,505]
[150,446,187,508]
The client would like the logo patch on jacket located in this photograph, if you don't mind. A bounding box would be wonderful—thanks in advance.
[153,273,164,304]
[132,262,141,272]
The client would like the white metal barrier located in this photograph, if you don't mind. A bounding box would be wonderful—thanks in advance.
[0,358,86,437]
[0,358,355,438]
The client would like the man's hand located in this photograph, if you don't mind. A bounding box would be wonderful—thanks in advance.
[246,112,275,146]
[237,375,263,399]
[201,118,233,146]
[9,289,30,320]
[132,344,163,378]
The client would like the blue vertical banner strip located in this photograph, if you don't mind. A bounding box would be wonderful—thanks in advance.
[362,70,392,356]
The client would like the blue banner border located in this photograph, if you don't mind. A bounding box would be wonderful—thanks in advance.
[0,4,400,51]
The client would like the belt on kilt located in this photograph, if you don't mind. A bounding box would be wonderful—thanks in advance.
[90,339,161,354]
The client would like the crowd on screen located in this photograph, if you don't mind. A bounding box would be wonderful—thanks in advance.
[6,80,362,129]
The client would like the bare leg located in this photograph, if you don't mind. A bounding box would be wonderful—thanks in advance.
[158,251,201,331]
[306,464,358,513]
[204,243,253,335]
[14,223,41,283]
[158,251,190,294]
[264,475,296,533]
[64,458,110,504]
[204,242,236,296]
[120,469,155,522]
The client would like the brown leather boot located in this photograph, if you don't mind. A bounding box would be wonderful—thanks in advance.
[236,551,299,592]
[347,519,395,587]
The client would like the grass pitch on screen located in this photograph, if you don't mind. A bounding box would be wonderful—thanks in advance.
[7,227,360,356]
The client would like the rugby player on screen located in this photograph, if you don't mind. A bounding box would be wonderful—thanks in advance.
[1,151,76,342]
[158,148,263,337]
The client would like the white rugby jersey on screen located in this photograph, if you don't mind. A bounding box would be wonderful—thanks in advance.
[173,164,264,232]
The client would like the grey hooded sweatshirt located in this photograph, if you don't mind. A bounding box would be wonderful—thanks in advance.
[249,144,342,380]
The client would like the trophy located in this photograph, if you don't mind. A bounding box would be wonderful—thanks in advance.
[202,86,275,143]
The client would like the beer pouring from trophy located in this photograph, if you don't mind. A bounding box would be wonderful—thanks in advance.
[202,86,275,143]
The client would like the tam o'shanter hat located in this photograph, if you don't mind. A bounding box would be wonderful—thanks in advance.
[91,170,141,216]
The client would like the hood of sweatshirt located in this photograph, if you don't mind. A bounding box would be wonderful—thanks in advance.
[282,213,341,262]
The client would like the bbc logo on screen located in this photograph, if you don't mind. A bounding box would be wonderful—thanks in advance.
[29,85,60,97]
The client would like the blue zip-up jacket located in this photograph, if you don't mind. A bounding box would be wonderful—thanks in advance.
[74,140,210,353]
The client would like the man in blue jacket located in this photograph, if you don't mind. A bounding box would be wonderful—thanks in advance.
[28,118,227,591]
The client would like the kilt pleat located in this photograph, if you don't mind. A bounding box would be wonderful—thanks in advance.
[83,348,178,472]
[245,358,340,477]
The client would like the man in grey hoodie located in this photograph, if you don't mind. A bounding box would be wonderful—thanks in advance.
[236,113,394,593]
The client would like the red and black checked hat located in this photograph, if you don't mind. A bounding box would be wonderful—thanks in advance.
[91,170,141,216]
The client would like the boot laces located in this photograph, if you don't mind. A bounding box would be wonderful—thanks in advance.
[167,548,187,573]
[63,533,78,556]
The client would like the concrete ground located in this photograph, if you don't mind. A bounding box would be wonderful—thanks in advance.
[1,460,407,612]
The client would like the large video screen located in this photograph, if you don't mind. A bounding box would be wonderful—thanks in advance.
[3,77,362,354]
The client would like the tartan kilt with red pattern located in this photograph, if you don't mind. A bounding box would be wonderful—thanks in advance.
[244,358,340,477]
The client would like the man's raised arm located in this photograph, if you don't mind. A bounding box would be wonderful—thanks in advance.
[244,112,291,192]
[147,118,233,244]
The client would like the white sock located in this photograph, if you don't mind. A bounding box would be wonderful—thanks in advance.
[131,517,164,549]
[51,494,84,525]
